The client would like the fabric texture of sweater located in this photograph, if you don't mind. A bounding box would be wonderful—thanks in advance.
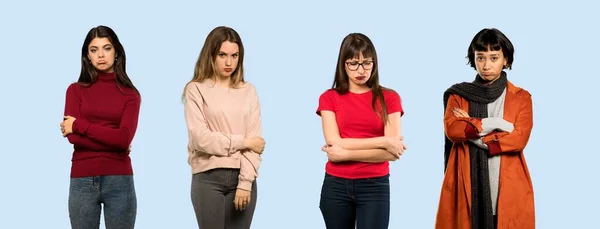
[64,71,141,178]
[183,80,262,191]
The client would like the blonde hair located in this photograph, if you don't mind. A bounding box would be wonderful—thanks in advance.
[183,26,245,100]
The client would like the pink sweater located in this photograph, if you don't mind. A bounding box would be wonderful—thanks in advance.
[183,80,262,191]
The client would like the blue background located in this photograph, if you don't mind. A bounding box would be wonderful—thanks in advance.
[1,0,598,228]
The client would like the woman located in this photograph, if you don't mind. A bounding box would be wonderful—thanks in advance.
[61,25,140,229]
[436,28,535,229]
[183,26,265,229]
[316,33,406,229]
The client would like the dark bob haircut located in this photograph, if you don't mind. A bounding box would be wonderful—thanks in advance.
[467,28,515,70]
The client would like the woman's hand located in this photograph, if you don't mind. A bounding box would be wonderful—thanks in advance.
[244,137,265,154]
[234,188,251,211]
[385,136,406,158]
[322,144,349,162]
[61,116,76,137]
[453,107,470,118]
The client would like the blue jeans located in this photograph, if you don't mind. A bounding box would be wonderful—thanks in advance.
[68,175,137,229]
[319,173,390,229]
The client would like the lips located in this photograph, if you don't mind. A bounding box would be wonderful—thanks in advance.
[224,68,233,72]
[356,76,366,80]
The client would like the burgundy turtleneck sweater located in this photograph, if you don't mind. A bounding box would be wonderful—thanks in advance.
[63,71,141,178]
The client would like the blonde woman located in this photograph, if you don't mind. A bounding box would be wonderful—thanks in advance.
[183,26,265,229]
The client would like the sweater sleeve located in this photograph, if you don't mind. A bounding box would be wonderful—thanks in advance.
[64,84,126,151]
[482,91,533,155]
[238,85,263,191]
[184,83,246,156]
[71,91,141,150]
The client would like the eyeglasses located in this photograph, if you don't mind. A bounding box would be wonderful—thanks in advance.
[345,61,374,71]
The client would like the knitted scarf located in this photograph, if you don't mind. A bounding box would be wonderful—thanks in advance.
[442,71,507,229]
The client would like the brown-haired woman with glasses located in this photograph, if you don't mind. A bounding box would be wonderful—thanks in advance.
[316,33,406,229]
[182,26,265,229]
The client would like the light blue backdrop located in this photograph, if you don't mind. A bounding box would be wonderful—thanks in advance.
[1,0,597,228]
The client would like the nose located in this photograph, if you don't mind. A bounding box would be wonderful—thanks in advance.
[357,64,365,73]
[483,60,491,70]
[225,57,232,66]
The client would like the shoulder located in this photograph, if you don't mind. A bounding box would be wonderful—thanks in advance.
[320,88,339,98]
[65,82,84,96]
[185,80,211,95]
[507,81,532,99]
[239,81,257,93]
[382,87,400,99]
[121,87,141,104]
[66,82,82,91]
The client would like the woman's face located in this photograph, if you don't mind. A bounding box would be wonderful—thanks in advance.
[474,47,507,83]
[345,52,374,87]
[88,37,116,73]
[214,41,239,77]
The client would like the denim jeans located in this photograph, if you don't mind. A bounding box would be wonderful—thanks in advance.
[68,175,137,229]
[319,173,390,229]
[191,168,257,229]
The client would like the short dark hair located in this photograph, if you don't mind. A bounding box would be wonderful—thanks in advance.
[467,28,515,70]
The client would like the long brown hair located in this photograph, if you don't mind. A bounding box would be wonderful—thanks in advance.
[332,33,390,124]
[79,25,138,94]
[183,26,245,99]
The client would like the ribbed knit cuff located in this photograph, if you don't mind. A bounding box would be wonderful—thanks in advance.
[236,180,253,191]
[73,119,91,135]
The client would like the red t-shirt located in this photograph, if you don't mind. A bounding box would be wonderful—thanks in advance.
[317,88,403,179]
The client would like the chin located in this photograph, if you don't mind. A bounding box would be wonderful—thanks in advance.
[219,73,233,77]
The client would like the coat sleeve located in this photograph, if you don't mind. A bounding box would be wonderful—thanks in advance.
[444,94,484,142]
[482,90,533,155]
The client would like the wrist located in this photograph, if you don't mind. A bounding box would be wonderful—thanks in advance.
[243,138,249,148]
[379,136,390,149]
[342,147,353,161]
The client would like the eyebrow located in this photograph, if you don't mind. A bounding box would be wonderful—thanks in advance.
[219,51,239,55]
[89,44,113,49]
[347,59,373,62]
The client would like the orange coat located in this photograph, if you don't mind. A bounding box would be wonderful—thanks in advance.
[436,81,535,229]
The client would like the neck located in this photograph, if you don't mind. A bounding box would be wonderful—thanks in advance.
[97,70,116,82]
[348,82,370,94]
[214,75,231,88]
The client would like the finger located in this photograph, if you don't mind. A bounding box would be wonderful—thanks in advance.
[234,197,240,211]
[240,197,247,210]
[243,197,249,210]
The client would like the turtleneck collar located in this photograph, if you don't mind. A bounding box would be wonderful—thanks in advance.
[97,71,116,82]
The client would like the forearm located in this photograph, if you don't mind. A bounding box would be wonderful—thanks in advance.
[335,137,388,150]
[482,130,530,155]
[345,148,398,163]
[237,151,262,191]
[73,120,134,149]
[67,133,127,151]
[188,128,246,156]
[444,117,483,142]
[479,117,514,136]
